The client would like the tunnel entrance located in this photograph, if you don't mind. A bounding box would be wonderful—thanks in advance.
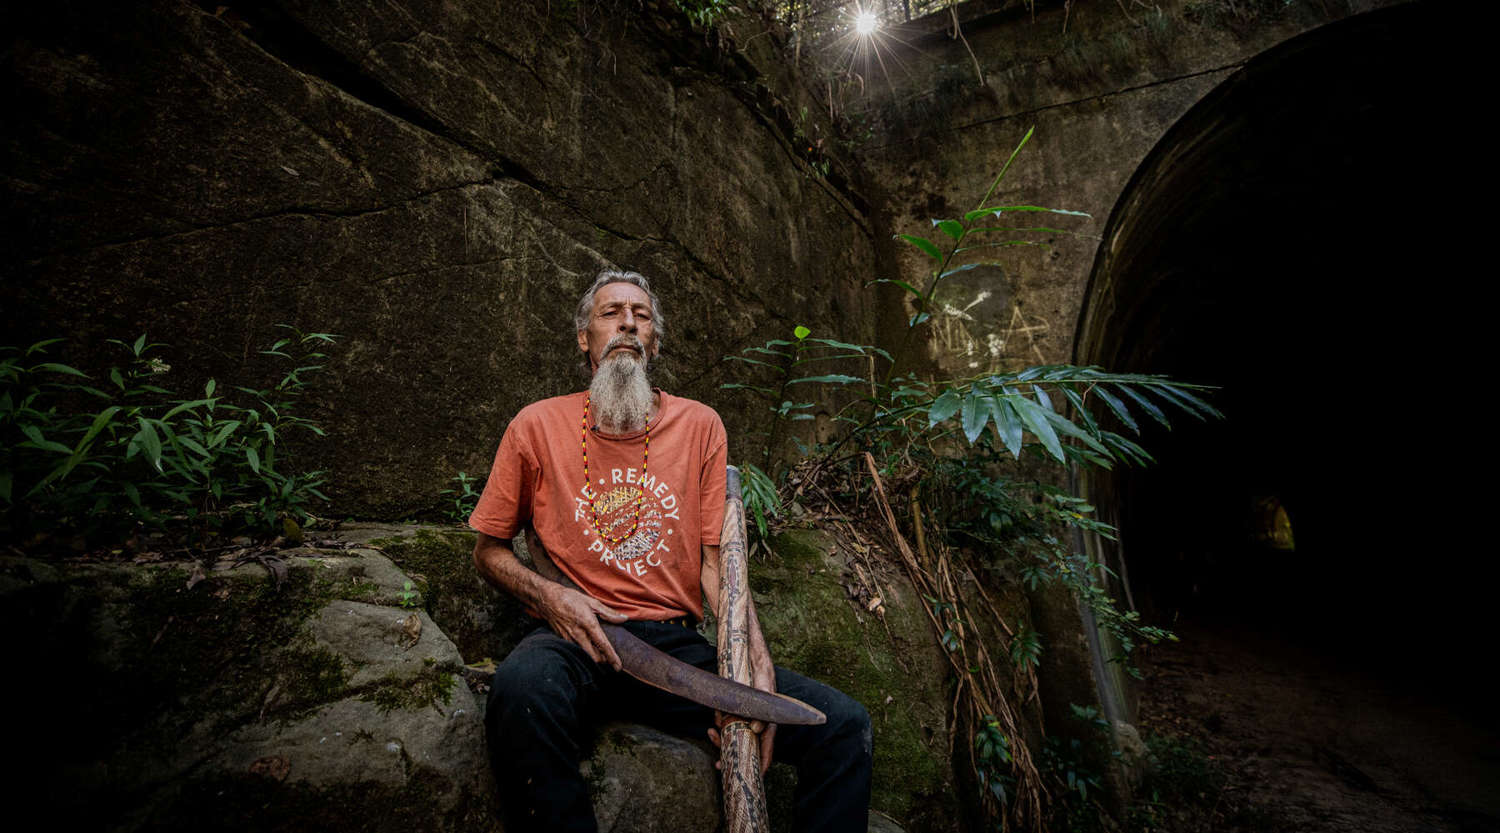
[1073,6,1497,826]
[1076,5,1482,705]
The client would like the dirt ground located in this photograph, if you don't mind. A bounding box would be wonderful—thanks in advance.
[1133,619,1500,833]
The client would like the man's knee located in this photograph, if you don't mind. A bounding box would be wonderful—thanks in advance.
[823,691,873,756]
[487,631,594,732]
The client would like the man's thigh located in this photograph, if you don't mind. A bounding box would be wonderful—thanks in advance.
[611,622,870,766]
[488,626,605,726]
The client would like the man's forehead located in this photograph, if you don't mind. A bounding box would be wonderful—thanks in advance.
[593,282,651,309]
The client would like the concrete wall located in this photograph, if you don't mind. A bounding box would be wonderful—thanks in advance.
[858,0,1404,374]
[3,1,878,516]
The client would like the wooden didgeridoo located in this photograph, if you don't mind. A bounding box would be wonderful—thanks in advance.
[717,465,769,833]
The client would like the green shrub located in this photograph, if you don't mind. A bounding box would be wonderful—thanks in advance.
[1,326,336,549]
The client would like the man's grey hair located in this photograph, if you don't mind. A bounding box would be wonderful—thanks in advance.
[574,270,666,349]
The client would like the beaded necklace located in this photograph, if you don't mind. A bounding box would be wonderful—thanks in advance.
[580,392,651,545]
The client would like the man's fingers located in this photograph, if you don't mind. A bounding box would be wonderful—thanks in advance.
[760,723,777,775]
[586,620,622,671]
[588,598,628,623]
[564,625,603,665]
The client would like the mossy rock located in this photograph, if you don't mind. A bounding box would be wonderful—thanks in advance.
[3,549,491,832]
[756,528,959,830]
[365,526,533,663]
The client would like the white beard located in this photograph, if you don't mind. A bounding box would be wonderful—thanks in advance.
[590,350,654,433]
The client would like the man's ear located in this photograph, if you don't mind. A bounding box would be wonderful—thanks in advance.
[576,329,589,355]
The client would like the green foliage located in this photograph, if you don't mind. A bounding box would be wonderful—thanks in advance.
[1,327,336,548]
[1041,704,1115,830]
[717,126,1223,830]
[361,667,456,712]
[398,579,419,610]
[974,714,1016,808]
[721,323,889,472]
[438,471,481,523]
[676,0,731,27]
[1125,733,1236,832]
[739,462,780,542]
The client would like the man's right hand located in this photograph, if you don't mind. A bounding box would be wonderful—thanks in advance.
[537,584,628,671]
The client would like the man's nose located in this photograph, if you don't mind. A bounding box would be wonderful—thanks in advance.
[619,310,638,331]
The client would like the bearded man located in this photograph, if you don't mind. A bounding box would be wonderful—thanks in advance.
[469,271,872,832]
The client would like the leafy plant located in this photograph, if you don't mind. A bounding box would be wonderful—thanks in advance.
[722,324,889,473]
[2,327,336,549]
[1040,704,1117,831]
[676,0,731,27]
[439,471,481,523]
[398,579,420,609]
[718,126,1220,831]
[739,462,781,542]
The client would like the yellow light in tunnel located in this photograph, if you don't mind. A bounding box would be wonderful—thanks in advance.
[855,11,879,36]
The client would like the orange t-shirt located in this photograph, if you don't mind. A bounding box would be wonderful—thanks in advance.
[468,391,728,621]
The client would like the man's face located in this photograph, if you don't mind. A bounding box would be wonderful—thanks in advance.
[577,281,658,373]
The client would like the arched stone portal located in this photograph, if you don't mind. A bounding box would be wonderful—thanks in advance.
[1075,2,1480,715]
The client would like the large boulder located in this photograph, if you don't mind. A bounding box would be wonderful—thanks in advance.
[5,546,497,832]
[7,521,931,831]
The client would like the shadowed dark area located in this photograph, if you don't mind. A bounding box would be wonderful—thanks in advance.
[1081,4,1481,708]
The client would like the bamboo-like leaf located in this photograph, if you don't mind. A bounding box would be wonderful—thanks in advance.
[929,389,962,426]
[804,337,884,355]
[1041,409,1108,454]
[21,425,71,454]
[787,374,863,385]
[162,398,213,420]
[1157,384,1221,419]
[719,383,777,395]
[723,355,780,369]
[1032,384,1053,412]
[24,338,64,355]
[896,234,944,261]
[963,205,1092,221]
[32,362,88,377]
[208,420,242,448]
[968,225,1071,235]
[1012,395,1065,462]
[909,311,931,327]
[131,334,147,356]
[954,241,1050,254]
[1117,385,1170,429]
[246,446,261,474]
[135,418,163,472]
[989,396,1024,458]
[178,437,209,457]
[1093,387,1138,433]
[934,219,964,241]
[1061,387,1101,435]
[961,391,990,443]
[1102,431,1156,465]
[868,278,926,298]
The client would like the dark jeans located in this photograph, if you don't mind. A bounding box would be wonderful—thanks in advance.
[487,620,873,833]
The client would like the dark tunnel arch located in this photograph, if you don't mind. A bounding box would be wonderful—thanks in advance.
[1072,2,1482,712]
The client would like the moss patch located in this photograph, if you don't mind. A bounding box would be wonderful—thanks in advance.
[360,666,458,713]
[117,565,349,735]
[371,528,532,661]
[757,528,957,828]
